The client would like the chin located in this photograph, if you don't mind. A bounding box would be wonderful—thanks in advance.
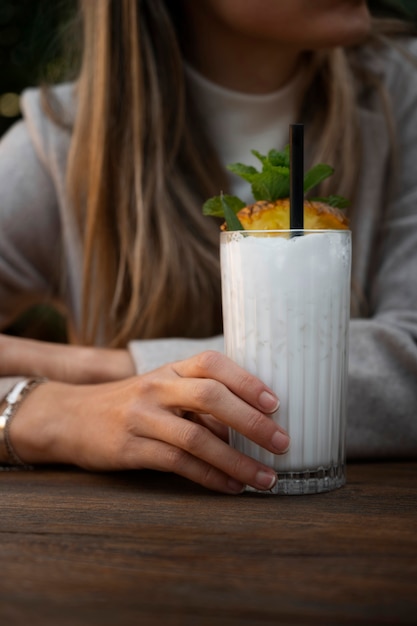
[332,5,372,47]
[315,16,372,49]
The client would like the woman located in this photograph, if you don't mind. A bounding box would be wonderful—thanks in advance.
[0,0,416,491]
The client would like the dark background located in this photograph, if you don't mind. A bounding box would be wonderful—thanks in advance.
[0,0,416,342]
[0,0,76,137]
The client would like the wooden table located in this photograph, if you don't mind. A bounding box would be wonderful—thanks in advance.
[1,462,416,625]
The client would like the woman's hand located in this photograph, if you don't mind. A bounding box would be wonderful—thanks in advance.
[10,351,290,494]
[0,333,135,383]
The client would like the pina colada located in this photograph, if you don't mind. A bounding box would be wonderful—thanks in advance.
[220,230,351,495]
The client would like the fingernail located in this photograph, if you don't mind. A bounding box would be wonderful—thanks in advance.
[255,470,277,490]
[226,479,245,494]
[271,431,290,453]
[258,391,280,412]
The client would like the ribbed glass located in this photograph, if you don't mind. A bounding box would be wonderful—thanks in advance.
[220,230,351,495]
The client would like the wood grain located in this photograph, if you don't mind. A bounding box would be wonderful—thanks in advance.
[1,462,416,625]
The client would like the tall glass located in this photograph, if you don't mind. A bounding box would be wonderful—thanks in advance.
[220,230,351,495]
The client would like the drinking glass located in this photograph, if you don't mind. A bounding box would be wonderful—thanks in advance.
[220,230,351,494]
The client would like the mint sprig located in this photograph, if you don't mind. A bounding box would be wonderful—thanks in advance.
[303,164,334,193]
[203,146,349,221]
[227,149,291,201]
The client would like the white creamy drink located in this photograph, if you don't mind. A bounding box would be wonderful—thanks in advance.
[220,230,351,494]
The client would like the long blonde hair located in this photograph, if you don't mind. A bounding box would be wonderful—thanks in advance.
[64,1,413,346]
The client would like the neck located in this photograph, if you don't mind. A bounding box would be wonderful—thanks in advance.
[181,4,302,94]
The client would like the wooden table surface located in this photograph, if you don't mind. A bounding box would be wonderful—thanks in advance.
[1,462,416,626]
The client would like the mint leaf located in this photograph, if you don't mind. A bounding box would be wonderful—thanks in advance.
[203,194,246,218]
[303,164,334,193]
[268,147,290,168]
[221,194,244,230]
[251,163,290,201]
[226,162,258,183]
[327,195,349,209]
[251,149,268,166]
[227,151,291,202]
[312,195,350,209]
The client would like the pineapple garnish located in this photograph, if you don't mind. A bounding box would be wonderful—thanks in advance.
[203,146,349,231]
[236,198,349,230]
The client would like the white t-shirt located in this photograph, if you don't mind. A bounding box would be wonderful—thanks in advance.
[185,63,306,203]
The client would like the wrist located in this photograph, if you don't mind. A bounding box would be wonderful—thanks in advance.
[0,378,47,469]
[6,381,76,466]
[77,347,135,383]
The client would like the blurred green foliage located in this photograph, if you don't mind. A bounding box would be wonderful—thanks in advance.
[368,0,417,19]
[0,0,76,136]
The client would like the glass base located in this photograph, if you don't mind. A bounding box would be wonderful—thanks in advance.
[246,463,346,495]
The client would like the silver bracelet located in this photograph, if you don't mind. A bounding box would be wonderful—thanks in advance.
[0,378,47,471]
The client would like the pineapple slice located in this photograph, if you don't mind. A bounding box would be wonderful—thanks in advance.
[235,198,349,231]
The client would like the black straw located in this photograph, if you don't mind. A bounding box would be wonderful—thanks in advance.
[290,124,304,231]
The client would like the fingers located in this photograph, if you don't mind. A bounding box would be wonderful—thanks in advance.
[124,438,245,494]
[171,378,289,454]
[185,412,229,441]
[174,350,280,413]
[124,434,270,495]
[168,352,290,455]
[131,409,278,493]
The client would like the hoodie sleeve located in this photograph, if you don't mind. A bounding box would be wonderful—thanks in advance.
[0,111,63,329]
